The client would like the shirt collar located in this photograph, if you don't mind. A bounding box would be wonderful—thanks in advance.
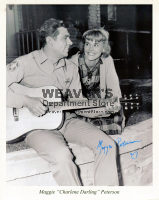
[55,58,66,69]
[38,49,48,64]
[36,49,66,69]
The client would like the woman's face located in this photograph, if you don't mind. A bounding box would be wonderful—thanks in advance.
[84,38,104,61]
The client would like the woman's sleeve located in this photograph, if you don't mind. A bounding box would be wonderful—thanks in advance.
[105,56,122,99]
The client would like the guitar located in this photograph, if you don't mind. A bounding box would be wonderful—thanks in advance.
[6,85,141,143]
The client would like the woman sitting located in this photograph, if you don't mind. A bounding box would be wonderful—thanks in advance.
[70,28,125,135]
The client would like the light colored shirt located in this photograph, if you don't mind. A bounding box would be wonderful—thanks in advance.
[7,49,82,108]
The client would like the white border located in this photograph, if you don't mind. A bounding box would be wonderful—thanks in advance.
[1,1,159,200]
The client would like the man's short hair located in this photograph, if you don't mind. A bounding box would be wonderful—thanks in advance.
[38,18,64,47]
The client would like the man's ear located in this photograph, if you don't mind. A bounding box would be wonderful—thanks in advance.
[46,36,54,46]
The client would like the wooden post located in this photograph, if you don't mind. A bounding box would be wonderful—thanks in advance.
[88,5,101,29]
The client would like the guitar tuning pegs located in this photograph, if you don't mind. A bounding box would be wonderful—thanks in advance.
[129,94,132,99]
[135,94,139,99]
[124,94,127,100]
[131,103,134,105]
[124,106,128,110]
[131,106,133,109]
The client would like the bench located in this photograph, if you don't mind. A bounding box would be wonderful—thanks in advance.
[6,118,152,186]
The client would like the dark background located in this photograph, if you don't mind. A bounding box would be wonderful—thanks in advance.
[7,5,152,79]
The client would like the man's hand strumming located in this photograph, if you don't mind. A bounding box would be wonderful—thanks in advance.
[23,96,48,117]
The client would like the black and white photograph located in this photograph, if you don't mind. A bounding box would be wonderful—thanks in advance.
[1,1,159,199]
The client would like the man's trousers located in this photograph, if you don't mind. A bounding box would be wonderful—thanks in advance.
[25,117,119,186]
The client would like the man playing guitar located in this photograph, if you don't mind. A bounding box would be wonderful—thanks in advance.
[7,18,120,186]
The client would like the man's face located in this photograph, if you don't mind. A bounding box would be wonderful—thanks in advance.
[84,39,104,61]
[50,27,72,58]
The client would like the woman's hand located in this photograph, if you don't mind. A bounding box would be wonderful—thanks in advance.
[113,100,121,113]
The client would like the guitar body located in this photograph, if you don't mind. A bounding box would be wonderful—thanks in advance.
[6,86,63,143]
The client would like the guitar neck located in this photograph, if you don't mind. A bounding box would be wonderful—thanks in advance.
[48,98,119,112]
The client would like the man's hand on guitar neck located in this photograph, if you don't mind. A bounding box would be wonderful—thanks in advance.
[23,96,48,117]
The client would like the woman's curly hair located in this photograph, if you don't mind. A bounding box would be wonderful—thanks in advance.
[82,28,111,57]
[38,18,64,47]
